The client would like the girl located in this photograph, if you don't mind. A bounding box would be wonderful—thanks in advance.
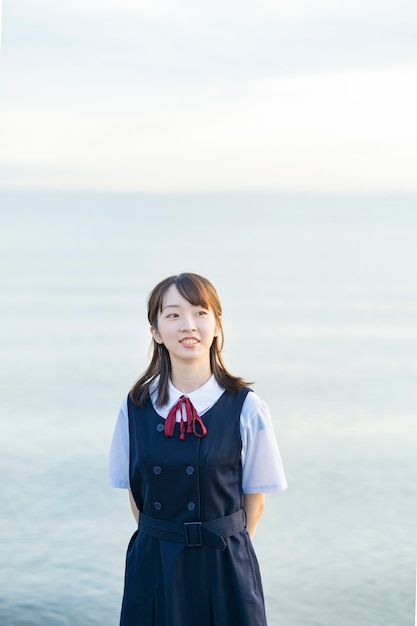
[109,272,287,626]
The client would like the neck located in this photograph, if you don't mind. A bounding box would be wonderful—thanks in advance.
[170,362,212,394]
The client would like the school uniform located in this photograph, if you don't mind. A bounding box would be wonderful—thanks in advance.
[109,376,287,626]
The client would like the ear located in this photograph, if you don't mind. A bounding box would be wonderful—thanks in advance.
[150,325,163,344]
[214,314,222,339]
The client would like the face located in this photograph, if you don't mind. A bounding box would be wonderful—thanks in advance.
[151,284,219,369]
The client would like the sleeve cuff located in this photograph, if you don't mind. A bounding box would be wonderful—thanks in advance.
[108,478,130,489]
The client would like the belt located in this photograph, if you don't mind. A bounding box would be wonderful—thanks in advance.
[138,508,247,551]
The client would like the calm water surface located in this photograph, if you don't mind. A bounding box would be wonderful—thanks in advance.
[0,192,416,625]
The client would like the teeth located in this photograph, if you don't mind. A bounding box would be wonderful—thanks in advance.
[182,339,197,345]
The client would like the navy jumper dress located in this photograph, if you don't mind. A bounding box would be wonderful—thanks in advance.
[120,387,268,626]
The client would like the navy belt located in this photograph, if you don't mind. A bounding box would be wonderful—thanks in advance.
[138,508,247,551]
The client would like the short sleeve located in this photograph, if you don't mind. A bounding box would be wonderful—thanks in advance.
[240,391,287,494]
[108,396,130,489]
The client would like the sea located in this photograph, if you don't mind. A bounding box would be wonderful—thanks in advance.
[0,191,416,626]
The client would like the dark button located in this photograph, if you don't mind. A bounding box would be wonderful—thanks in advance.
[185,465,195,475]
[153,501,162,511]
[187,502,196,511]
[153,465,162,475]
[156,423,164,433]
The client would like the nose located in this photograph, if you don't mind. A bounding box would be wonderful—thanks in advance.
[180,313,197,331]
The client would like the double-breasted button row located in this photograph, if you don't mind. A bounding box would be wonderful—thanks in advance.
[152,464,194,476]
[152,465,195,476]
[153,501,196,512]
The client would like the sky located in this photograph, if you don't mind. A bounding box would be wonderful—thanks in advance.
[0,0,416,192]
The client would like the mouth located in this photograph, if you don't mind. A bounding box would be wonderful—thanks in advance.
[180,338,199,346]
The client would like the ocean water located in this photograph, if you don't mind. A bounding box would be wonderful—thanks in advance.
[0,191,416,626]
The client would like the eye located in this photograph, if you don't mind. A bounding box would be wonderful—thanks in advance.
[197,310,208,316]
[167,313,179,318]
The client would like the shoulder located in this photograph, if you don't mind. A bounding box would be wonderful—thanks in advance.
[241,390,270,418]
[116,392,145,428]
[242,389,269,412]
[113,395,129,432]
[115,395,128,419]
[240,390,272,432]
[126,389,153,415]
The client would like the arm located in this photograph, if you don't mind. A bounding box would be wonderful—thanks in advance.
[243,493,265,539]
[129,489,140,524]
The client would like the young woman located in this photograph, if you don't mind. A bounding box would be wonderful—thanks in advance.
[109,272,287,626]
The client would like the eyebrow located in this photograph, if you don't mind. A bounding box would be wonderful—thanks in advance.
[161,303,207,312]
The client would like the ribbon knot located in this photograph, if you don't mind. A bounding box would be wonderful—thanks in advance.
[164,395,208,441]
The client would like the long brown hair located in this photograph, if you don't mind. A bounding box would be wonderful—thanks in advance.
[130,272,251,407]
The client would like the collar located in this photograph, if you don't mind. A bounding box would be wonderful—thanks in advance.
[150,375,224,419]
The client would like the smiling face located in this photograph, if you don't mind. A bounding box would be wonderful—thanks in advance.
[151,284,219,371]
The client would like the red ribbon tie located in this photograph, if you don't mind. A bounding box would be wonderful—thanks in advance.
[164,395,207,440]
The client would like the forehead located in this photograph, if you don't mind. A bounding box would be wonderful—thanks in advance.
[160,284,193,309]
[161,284,185,307]
[160,283,210,312]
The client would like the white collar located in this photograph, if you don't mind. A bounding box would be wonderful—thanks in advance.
[150,375,225,418]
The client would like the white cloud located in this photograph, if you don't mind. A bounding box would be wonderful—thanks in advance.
[77,0,416,21]
[249,0,415,21]
[4,1,415,83]
[11,0,417,25]
[1,62,415,191]
[0,0,416,191]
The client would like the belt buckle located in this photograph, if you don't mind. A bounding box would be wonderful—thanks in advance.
[184,522,203,547]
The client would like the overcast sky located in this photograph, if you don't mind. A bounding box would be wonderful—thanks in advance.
[0,0,416,192]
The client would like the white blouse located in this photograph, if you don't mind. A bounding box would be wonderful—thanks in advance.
[108,376,287,495]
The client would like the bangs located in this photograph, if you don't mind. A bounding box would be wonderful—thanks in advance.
[174,274,213,310]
